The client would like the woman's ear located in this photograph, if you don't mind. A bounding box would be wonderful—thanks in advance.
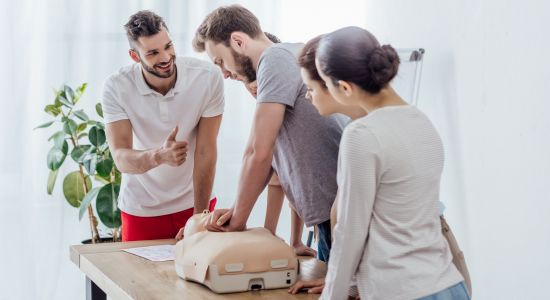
[338,80,354,97]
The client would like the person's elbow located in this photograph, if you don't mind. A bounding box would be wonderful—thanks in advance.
[111,147,146,174]
[245,146,272,165]
[111,148,132,174]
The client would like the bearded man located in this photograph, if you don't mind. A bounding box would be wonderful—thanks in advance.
[194,5,347,262]
[102,10,224,241]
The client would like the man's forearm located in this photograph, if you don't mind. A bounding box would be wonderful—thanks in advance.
[231,149,273,229]
[193,150,216,214]
[113,148,160,174]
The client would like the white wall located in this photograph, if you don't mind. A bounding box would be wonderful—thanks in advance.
[365,0,550,298]
[1,0,548,298]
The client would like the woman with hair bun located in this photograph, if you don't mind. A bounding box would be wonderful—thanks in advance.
[312,26,469,300]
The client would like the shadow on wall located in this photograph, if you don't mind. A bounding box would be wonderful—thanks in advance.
[430,52,471,250]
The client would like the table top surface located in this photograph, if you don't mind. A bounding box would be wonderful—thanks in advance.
[71,239,327,300]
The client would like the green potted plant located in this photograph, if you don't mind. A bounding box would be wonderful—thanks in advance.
[35,83,122,243]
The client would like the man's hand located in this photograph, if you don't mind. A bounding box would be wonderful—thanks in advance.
[205,208,233,232]
[288,278,325,294]
[205,208,247,232]
[157,126,188,166]
[293,242,317,257]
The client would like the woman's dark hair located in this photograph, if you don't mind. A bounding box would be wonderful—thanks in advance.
[264,32,281,43]
[316,26,400,94]
[298,35,326,88]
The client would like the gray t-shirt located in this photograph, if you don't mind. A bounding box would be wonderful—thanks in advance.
[257,43,348,226]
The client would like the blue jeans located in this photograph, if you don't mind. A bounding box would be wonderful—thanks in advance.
[316,220,332,262]
[417,282,470,300]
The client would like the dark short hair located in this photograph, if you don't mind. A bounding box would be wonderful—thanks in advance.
[193,5,262,52]
[264,32,281,43]
[317,26,400,94]
[124,10,168,47]
[298,35,326,88]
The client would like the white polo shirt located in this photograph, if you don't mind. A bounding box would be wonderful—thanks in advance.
[101,57,224,217]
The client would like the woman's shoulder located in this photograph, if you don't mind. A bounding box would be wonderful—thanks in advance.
[341,118,382,152]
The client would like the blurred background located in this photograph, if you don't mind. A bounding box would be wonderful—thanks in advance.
[0,0,548,299]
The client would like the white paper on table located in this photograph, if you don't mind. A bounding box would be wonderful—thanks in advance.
[122,245,175,262]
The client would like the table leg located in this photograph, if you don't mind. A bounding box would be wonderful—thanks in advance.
[86,276,106,300]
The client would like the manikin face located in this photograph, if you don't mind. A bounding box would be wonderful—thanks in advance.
[300,68,338,116]
[130,28,176,79]
[205,40,255,83]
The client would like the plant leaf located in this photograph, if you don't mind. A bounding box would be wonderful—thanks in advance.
[94,174,110,184]
[71,145,91,163]
[53,90,63,107]
[34,121,54,130]
[83,155,97,176]
[77,122,87,133]
[77,132,88,140]
[96,183,121,228]
[96,158,113,178]
[61,140,68,155]
[45,105,62,117]
[64,85,75,104]
[62,171,92,208]
[95,103,103,118]
[98,143,109,152]
[57,91,73,108]
[47,146,66,170]
[73,109,89,122]
[47,169,59,195]
[114,169,122,185]
[77,83,87,95]
[79,186,100,221]
[63,119,78,136]
[88,126,97,144]
[89,126,106,147]
[48,131,66,150]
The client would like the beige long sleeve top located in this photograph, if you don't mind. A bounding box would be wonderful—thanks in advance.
[321,106,463,300]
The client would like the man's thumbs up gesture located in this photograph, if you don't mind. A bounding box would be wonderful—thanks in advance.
[157,126,188,166]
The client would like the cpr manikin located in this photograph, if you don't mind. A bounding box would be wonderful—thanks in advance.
[174,211,299,293]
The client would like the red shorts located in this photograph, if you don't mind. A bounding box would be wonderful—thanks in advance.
[121,198,217,242]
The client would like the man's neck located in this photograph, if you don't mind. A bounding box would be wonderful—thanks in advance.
[142,67,177,96]
[250,37,274,71]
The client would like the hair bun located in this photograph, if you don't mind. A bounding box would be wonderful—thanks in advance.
[366,44,400,88]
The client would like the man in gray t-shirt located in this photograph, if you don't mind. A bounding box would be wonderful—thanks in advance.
[257,43,347,228]
[193,5,346,261]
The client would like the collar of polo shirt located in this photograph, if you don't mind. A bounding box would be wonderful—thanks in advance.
[134,58,185,97]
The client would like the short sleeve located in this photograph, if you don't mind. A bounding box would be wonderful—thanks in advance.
[202,67,225,117]
[256,47,303,107]
[101,76,128,123]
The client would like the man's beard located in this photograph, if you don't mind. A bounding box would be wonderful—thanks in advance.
[231,49,256,83]
[141,55,176,78]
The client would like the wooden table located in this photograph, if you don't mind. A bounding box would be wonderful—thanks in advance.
[70,239,327,300]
